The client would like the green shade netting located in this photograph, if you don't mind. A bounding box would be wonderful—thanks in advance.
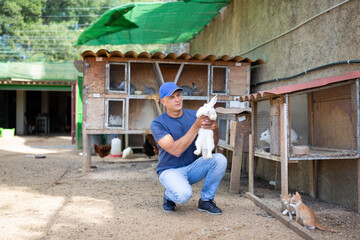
[0,62,81,81]
[75,0,230,46]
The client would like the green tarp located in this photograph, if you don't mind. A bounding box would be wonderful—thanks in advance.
[75,0,230,46]
[0,62,81,81]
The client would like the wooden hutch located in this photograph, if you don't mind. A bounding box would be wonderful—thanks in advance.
[80,49,263,173]
[239,71,360,211]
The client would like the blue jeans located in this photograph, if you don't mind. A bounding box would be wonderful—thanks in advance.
[159,153,227,204]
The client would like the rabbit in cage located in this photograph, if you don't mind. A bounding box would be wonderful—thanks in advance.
[143,84,156,95]
[194,96,217,159]
[260,128,299,145]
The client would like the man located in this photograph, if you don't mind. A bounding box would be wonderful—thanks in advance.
[150,82,227,215]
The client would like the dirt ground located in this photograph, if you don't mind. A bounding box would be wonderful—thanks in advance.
[0,136,359,240]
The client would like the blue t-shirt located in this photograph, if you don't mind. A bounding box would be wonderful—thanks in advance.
[150,109,198,175]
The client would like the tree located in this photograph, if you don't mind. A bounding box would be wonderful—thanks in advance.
[0,0,44,61]
[0,0,178,62]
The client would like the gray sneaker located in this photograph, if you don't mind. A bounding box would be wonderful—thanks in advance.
[198,199,222,215]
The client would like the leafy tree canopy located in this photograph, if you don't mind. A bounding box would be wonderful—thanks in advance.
[0,0,181,62]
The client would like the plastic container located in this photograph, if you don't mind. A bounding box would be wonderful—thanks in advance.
[110,134,122,157]
[0,128,15,138]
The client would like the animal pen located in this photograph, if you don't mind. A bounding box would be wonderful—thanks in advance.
[80,49,263,174]
[239,71,360,212]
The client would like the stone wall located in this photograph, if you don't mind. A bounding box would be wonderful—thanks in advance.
[190,0,360,210]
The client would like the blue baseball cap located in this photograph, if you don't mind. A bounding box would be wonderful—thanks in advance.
[159,82,183,99]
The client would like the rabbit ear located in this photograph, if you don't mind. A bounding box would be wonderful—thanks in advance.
[209,95,217,107]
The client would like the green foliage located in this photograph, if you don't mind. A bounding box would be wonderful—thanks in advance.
[0,0,174,62]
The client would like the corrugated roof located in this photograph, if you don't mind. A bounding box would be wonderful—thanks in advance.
[0,62,81,82]
[81,49,265,66]
[239,70,360,102]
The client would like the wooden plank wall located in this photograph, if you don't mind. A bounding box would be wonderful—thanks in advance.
[229,64,250,96]
[177,64,208,96]
[128,99,158,131]
[159,63,182,83]
[130,63,158,92]
[85,58,106,94]
[86,98,105,129]
[312,84,353,149]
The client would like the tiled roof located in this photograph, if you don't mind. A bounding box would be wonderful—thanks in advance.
[80,49,265,66]
[239,70,360,102]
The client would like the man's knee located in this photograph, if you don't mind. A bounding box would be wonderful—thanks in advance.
[213,153,227,169]
[173,190,192,204]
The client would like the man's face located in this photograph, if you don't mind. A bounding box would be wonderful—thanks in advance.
[161,90,183,111]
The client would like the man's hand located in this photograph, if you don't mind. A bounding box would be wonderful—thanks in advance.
[157,115,219,157]
[195,115,218,130]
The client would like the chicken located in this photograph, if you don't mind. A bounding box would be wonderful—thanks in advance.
[93,144,111,158]
[143,137,155,158]
[122,147,133,159]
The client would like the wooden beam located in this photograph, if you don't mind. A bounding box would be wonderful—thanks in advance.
[82,134,91,175]
[353,79,360,212]
[229,123,244,193]
[152,62,165,87]
[275,162,281,191]
[251,101,258,142]
[173,63,184,84]
[350,80,359,152]
[249,134,254,193]
[307,93,314,145]
[309,160,318,198]
[245,192,317,240]
[248,100,257,194]
[82,86,91,175]
[358,159,360,213]
[270,98,281,155]
[280,97,289,196]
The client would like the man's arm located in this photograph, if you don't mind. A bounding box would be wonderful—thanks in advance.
[157,115,208,157]
[212,121,219,149]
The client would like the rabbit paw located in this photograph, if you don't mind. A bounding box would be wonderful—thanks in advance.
[194,149,201,155]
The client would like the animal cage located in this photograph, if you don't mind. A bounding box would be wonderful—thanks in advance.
[80,50,263,172]
[240,71,360,197]
[105,99,125,129]
[251,80,359,160]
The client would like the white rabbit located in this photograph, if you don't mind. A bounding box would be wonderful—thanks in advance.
[194,96,217,159]
[109,114,122,126]
[260,128,299,145]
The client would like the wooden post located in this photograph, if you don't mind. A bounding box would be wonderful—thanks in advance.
[152,62,165,87]
[309,160,318,198]
[249,134,254,193]
[248,100,257,194]
[351,79,359,212]
[82,86,91,175]
[275,162,281,190]
[358,159,360,213]
[270,98,281,155]
[307,92,317,197]
[280,96,289,196]
[307,92,314,145]
[351,79,360,212]
[229,121,244,193]
[251,101,257,146]
[82,133,91,175]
